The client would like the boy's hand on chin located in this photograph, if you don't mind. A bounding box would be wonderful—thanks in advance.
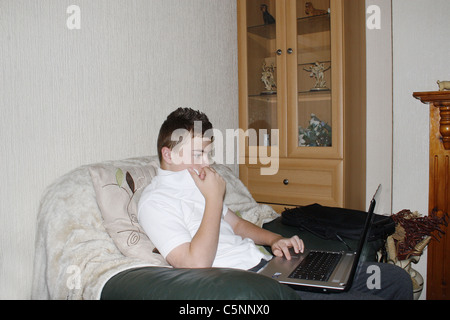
[188,167,225,202]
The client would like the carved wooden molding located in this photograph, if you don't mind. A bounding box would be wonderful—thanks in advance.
[414,91,450,299]
[413,91,450,150]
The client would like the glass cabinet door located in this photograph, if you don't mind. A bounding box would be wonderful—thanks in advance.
[240,0,286,157]
[286,0,343,158]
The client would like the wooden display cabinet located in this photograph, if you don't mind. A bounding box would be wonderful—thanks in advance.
[238,0,366,211]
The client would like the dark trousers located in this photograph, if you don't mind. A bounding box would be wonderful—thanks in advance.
[291,262,413,300]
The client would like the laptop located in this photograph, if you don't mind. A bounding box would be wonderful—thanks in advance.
[258,185,381,293]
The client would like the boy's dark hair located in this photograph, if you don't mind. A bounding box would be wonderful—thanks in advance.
[157,107,213,161]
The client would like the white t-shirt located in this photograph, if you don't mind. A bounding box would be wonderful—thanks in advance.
[138,168,271,270]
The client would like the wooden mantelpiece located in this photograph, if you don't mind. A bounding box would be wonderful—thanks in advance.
[413,91,450,300]
[413,91,450,150]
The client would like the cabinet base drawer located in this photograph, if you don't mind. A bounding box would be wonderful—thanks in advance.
[240,159,343,207]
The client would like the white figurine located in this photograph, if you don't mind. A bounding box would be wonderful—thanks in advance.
[261,62,277,94]
[437,80,450,91]
[304,61,331,91]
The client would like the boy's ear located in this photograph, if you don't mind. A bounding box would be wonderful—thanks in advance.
[161,146,173,164]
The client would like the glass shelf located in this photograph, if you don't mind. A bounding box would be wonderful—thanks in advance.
[248,93,277,98]
[297,13,330,35]
[249,91,330,99]
[298,90,331,98]
[299,60,331,67]
[247,23,276,39]
[247,13,330,39]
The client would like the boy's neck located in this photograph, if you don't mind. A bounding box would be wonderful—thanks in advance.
[160,161,171,171]
[160,160,185,172]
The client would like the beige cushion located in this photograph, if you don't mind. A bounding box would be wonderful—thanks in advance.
[89,159,167,265]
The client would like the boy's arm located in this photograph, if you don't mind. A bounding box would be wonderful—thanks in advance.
[166,167,225,268]
[224,210,304,260]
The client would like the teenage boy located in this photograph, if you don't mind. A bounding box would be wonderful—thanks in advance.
[138,107,303,270]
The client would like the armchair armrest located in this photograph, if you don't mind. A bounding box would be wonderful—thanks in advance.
[101,266,300,300]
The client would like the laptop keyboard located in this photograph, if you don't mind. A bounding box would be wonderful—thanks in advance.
[288,251,342,281]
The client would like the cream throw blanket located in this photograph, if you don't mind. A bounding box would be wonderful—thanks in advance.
[31,156,278,300]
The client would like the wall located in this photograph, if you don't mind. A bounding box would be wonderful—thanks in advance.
[365,0,393,215]
[0,0,238,299]
[392,0,450,299]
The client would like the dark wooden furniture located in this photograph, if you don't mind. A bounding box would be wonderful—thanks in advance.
[413,91,450,300]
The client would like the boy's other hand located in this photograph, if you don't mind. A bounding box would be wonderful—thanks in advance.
[271,235,304,260]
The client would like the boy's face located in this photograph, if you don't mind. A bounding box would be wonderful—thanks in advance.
[163,135,213,172]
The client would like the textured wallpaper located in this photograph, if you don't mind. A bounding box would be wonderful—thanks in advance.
[0,0,238,298]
